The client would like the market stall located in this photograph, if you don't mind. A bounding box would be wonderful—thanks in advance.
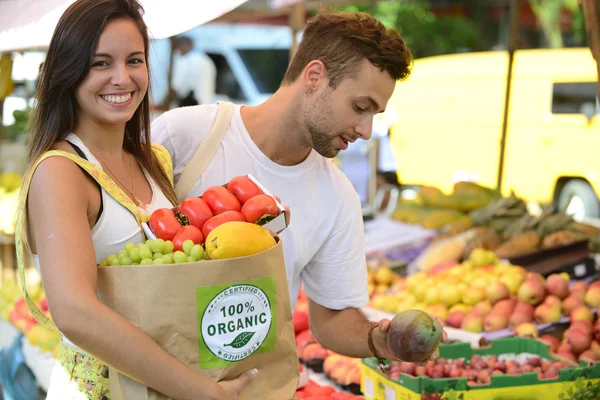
[2,1,600,400]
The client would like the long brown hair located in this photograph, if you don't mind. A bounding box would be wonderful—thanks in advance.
[27,0,178,206]
[282,11,413,89]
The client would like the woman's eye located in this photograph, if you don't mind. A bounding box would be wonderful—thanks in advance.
[129,58,144,65]
[93,61,108,67]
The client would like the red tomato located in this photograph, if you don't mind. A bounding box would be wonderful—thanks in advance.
[226,176,262,205]
[201,211,246,238]
[172,225,203,252]
[149,208,182,241]
[202,186,241,214]
[178,197,213,229]
[240,194,280,223]
[295,391,308,399]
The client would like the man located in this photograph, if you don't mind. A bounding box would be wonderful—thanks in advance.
[152,12,444,361]
[170,35,216,106]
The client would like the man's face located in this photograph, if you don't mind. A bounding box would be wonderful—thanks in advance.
[303,60,396,158]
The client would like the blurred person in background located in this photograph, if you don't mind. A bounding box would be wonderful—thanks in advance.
[170,35,216,107]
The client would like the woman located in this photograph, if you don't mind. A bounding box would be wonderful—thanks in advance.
[19,0,256,398]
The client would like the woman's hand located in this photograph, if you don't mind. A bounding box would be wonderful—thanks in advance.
[216,369,258,399]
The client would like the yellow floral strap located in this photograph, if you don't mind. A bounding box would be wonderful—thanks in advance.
[151,143,174,186]
[15,147,172,331]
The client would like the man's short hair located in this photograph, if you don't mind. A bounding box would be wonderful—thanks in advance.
[282,11,413,88]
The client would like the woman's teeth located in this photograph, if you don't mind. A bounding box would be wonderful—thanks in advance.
[101,92,132,104]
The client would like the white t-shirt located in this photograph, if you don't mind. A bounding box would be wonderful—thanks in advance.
[151,104,369,311]
[171,51,216,105]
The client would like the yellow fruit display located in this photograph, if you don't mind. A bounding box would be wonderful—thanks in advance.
[205,221,276,260]
[26,325,61,352]
[438,285,461,307]
[374,267,395,286]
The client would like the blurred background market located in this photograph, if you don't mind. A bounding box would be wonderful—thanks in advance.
[3,0,600,399]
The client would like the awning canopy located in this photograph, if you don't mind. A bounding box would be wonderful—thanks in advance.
[0,0,250,53]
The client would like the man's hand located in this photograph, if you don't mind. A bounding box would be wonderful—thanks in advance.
[371,316,448,366]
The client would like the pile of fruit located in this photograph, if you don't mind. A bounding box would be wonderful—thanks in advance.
[99,176,282,265]
[0,171,21,236]
[0,276,61,355]
[367,266,401,297]
[370,249,504,316]
[395,185,600,272]
[392,182,499,229]
[385,354,570,385]
[148,176,281,247]
[369,248,600,364]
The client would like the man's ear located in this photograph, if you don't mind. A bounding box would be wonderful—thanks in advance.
[302,60,327,93]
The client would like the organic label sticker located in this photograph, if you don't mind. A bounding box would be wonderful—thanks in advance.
[197,276,276,369]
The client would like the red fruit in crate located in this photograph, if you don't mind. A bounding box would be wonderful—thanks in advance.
[306,386,335,396]
[526,357,542,368]
[557,350,578,363]
[301,380,321,394]
[562,295,584,316]
[241,194,280,224]
[227,176,262,205]
[296,330,315,347]
[539,335,561,353]
[399,361,416,376]
[446,311,466,328]
[172,225,203,252]
[295,390,307,399]
[546,274,570,299]
[571,305,594,323]
[293,311,310,334]
[201,211,246,238]
[177,197,213,230]
[202,186,241,214]
[570,320,593,335]
[566,328,592,354]
[579,349,599,363]
[149,208,183,241]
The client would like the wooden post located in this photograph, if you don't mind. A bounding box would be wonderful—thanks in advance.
[581,0,600,95]
[496,0,521,192]
[289,1,305,59]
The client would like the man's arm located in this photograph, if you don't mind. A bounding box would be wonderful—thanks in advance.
[309,299,446,362]
[308,299,380,358]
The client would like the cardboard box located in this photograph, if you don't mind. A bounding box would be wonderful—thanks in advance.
[143,173,287,239]
[361,337,600,400]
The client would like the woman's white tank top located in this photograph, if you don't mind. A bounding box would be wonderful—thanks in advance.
[32,133,174,351]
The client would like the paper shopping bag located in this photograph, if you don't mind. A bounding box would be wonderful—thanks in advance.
[97,238,299,400]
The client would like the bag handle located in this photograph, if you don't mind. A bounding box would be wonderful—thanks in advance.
[16,148,167,331]
[175,101,235,202]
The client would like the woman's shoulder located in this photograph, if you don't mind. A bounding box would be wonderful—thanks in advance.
[29,142,90,196]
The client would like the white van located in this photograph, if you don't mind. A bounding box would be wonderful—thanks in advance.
[149,23,298,106]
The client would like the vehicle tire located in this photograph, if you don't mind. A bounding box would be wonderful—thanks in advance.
[557,180,600,220]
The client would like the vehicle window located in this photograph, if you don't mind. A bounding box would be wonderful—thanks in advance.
[237,49,289,94]
[551,82,598,119]
[206,53,245,101]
